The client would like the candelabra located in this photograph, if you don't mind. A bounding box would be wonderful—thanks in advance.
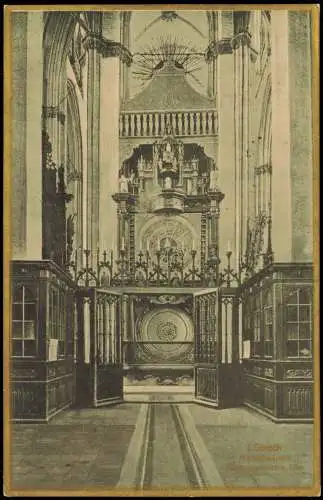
[67,246,217,287]
[113,247,130,285]
[66,248,114,287]
[219,250,241,287]
[184,249,203,283]
[203,244,221,287]
[149,249,168,285]
[167,247,185,285]
[134,250,150,285]
[97,250,114,286]
[75,249,100,287]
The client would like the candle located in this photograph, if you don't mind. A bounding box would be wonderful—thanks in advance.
[157,239,160,251]
[121,237,125,250]
[139,240,142,252]
[227,240,232,253]
[192,240,195,251]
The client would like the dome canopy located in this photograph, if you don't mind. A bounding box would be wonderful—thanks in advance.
[122,60,215,113]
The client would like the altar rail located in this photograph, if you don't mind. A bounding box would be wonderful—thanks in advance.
[119,110,218,138]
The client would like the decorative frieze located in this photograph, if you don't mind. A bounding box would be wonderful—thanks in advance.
[285,386,312,416]
[285,368,313,379]
[12,368,37,379]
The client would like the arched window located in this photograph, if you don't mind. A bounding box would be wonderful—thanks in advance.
[12,285,37,357]
[285,288,312,358]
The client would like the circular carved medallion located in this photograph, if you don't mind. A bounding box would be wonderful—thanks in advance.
[157,321,177,341]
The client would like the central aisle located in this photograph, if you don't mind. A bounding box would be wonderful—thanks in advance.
[145,405,189,487]
[12,401,313,492]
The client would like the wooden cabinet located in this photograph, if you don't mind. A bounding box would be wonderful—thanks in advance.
[241,263,313,421]
[11,260,76,422]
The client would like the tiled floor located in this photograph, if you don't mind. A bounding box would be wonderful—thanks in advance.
[10,400,314,492]
[11,404,140,489]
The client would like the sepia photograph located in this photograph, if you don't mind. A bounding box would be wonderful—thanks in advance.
[3,4,320,497]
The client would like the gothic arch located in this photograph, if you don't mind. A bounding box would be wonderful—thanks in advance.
[43,12,77,107]
[66,78,84,265]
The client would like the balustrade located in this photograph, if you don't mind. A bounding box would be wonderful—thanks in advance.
[119,110,218,138]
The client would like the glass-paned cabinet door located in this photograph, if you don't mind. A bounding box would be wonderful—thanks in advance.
[252,294,261,357]
[12,285,37,357]
[263,289,273,358]
[285,287,312,359]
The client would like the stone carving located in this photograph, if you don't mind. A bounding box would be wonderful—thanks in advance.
[152,295,180,304]
[205,38,233,61]
[264,367,274,377]
[83,33,133,66]
[157,321,177,341]
[285,368,313,379]
[119,174,129,193]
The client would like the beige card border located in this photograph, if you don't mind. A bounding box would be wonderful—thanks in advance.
[3,4,320,497]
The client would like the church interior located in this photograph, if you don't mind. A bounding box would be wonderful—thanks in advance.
[8,8,316,491]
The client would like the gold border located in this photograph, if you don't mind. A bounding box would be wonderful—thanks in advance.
[3,4,320,497]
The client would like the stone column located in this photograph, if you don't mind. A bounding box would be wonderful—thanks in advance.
[98,37,132,261]
[99,52,120,255]
[11,12,43,259]
[11,12,27,258]
[84,33,101,266]
[232,22,251,271]
[288,11,313,262]
[208,12,236,267]
[271,11,293,261]
[271,11,313,263]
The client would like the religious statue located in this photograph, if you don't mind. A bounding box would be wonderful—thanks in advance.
[119,174,129,193]
[209,162,219,191]
[191,156,199,172]
[137,155,145,172]
[162,141,176,166]
[164,176,172,190]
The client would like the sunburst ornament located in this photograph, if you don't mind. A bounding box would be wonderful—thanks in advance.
[132,36,204,90]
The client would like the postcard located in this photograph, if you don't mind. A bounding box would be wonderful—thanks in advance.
[3,4,320,497]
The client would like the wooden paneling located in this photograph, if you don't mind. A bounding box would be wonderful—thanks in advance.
[241,263,313,421]
[10,261,76,422]
[195,366,218,402]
